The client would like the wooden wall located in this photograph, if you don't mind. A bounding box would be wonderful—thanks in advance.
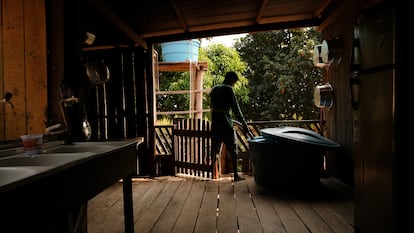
[0,0,48,140]
[79,48,148,141]
[317,0,375,185]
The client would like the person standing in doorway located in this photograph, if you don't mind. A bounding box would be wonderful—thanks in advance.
[210,71,250,181]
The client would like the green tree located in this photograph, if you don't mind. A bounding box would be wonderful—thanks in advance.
[235,28,323,120]
[154,43,248,122]
[200,44,248,114]
[156,71,191,119]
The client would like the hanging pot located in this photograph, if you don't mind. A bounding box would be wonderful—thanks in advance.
[81,101,92,141]
[81,118,92,141]
[313,83,334,109]
[85,61,110,86]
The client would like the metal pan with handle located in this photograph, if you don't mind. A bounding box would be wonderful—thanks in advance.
[85,60,110,86]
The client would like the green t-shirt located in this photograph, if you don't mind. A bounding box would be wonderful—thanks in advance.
[210,83,247,129]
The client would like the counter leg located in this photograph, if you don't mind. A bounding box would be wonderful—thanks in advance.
[123,174,134,233]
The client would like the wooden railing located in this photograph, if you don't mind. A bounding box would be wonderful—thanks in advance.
[173,118,213,178]
[154,120,322,176]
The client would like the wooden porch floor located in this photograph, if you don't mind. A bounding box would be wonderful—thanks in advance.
[87,174,355,233]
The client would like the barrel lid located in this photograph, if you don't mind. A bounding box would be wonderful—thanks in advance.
[260,126,340,149]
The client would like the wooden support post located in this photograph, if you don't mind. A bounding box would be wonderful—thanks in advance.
[192,67,204,119]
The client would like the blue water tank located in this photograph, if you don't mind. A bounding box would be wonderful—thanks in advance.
[248,126,340,189]
[161,40,200,62]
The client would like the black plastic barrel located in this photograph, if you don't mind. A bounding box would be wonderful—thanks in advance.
[247,126,340,188]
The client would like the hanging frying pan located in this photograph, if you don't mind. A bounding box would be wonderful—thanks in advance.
[85,60,110,86]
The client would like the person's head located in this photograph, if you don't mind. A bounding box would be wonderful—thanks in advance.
[223,71,239,86]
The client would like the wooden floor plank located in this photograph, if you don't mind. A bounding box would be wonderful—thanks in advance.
[171,179,207,233]
[316,177,354,227]
[87,175,354,233]
[271,198,310,233]
[216,178,238,233]
[193,180,218,233]
[326,202,354,226]
[132,178,161,198]
[149,178,194,233]
[135,180,181,233]
[289,200,333,233]
[88,185,125,233]
[310,203,355,233]
[88,179,156,233]
[88,181,123,226]
[132,178,167,221]
[246,175,288,233]
[234,178,263,233]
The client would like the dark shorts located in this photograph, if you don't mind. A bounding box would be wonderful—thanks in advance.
[211,124,236,156]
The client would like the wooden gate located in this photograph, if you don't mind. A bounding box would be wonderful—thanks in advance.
[173,118,214,178]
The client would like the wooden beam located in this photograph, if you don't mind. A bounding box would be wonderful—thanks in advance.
[170,0,188,32]
[314,0,333,18]
[255,0,269,24]
[87,0,148,50]
[156,109,210,116]
[141,13,316,39]
[317,0,348,32]
[193,66,204,119]
[158,61,208,72]
[156,89,210,95]
[82,44,131,51]
[258,13,315,24]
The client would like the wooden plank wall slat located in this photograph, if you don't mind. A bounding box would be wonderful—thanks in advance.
[0,0,3,138]
[1,0,47,139]
[24,0,47,134]
[82,49,147,142]
[3,0,26,139]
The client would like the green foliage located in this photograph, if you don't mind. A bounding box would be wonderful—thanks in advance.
[154,28,323,123]
[154,42,248,121]
[156,71,190,118]
[235,28,323,120]
[200,44,249,105]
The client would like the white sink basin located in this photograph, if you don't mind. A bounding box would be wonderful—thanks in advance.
[0,139,138,232]
[0,153,93,167]
[0,166,51,189]
[0,166,49,178]
[0,152,94,190]
[0,140,137,193]
[42,144,116,154]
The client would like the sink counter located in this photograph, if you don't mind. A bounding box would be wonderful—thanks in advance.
[0,140,139,233]
[0,152,95,193]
